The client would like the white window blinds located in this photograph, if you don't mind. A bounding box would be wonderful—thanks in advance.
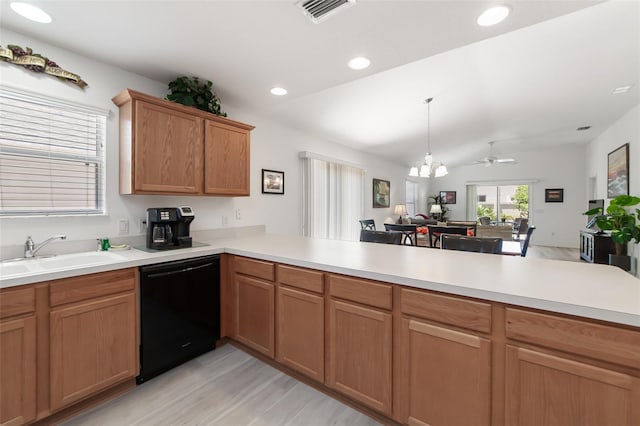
[301,154,364,241]
[0,87,106,216]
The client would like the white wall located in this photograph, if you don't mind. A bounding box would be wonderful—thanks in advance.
[428,144,588,248]
[0,30,407,248]
[585,104,640,275]
[585,104,639,200]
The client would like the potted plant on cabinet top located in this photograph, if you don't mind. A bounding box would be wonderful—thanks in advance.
[584,194,640,271]
[166,76,227,117]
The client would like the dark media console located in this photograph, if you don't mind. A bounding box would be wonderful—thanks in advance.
[579,230,624,264]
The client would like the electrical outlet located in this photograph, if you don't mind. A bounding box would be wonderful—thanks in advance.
[118,219,130,235]
[235,208,241,220]
[137,218,147,233]
[222,216,228,227]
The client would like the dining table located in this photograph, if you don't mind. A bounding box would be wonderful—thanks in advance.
[501,240,523,256]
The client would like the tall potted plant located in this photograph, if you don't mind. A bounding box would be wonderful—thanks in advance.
[429,194,449,221]
[584,195,640,271]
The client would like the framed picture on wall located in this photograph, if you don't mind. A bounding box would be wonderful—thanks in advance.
[439,191,457,204]
[262,169,284,194]
[372,178,390,208]
[607,143,629,198]
[545,188,564,203]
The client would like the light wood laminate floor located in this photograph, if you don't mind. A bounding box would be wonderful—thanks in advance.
[62,344,380,426]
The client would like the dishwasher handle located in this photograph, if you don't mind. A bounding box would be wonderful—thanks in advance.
[146,262,214,279]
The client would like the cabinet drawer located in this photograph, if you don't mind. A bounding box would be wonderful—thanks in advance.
[277,264,324,294]
[506,308,640,369]
[0,285,36,319]
[327,274,392,310]
[234,256,274,281]
[50,268,136,307]
[401,288,492,334]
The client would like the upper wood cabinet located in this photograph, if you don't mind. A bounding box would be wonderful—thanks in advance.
[204,120,250,195]
[113,89,254,196]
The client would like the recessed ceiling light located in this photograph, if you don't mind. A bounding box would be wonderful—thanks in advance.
[348,56,371,70]
[576,126,591,131]
[612,85,632,94]
[10,2,52,23]
[477,6,510,27]
[270,87,287,96]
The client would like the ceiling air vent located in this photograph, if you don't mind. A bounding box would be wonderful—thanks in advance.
[297,0,357,24]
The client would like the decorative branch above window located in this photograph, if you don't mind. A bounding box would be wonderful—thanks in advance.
[0,44,88,89]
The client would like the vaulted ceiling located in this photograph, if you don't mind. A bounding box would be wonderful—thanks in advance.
[1,0,638,168]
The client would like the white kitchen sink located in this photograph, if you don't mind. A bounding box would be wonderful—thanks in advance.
[0,262,31,276]
[0,251,127,278]
[36,251,126,269]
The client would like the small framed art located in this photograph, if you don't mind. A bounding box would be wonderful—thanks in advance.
[262,169,284,194]
[545,188,564,203]
[373,178,390,208]
[607,143,629,198]
[439,191,457,204]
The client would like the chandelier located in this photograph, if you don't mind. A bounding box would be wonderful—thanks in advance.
[408,97,448,178]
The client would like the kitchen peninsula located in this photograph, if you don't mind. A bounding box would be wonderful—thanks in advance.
[1,233,639,425]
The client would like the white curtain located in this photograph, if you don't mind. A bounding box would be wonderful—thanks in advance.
[302,157,364,241]
[466,184,477,221]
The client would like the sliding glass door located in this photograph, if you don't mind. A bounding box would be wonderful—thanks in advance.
[475,184,529,223]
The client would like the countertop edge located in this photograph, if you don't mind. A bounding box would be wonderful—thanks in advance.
[1,237,639,328]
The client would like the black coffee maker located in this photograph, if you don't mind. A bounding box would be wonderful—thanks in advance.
[146,206,194,250]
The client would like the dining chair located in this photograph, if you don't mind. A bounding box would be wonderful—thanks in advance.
[384,223,418,246]
[359,229,403,245]
[520,226,536,256]
[426,225,467,248]
[359,219,376,230]
[446,221,478,237]
[515,218,529,240]
[440,235,503,254]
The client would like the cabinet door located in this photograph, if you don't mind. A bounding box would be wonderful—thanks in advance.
[134,101,203,193]
[234,275,275,358]
[276,286,324,382]
[0,316,36,426]
[204,120,250,195]
[327,299,392,415]
[399,318,491,426]
[506,345,640,426]
[50,293,137,410]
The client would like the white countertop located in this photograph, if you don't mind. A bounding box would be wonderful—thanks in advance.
[2,233,639,327]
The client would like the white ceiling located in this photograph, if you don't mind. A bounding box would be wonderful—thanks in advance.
[1,0,638,169]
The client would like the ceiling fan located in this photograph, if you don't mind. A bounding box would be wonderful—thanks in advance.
[472,141,517,167]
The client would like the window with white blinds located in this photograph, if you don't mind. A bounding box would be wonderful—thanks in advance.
[0,87,106,216]
[301,154,364,241]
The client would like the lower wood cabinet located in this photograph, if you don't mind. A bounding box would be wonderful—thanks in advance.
[50,293,137,410]
[0,315,36,426]
[398,317,491,426]
[505,345,640,426]
[276,286,324,382]
[234,274,275,358]
[327,299,392,415]
[226,256,640,425]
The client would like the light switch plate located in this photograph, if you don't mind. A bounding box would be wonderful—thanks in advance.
[118,219,130,235]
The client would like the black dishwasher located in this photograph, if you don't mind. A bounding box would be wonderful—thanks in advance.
[138,255,220,384]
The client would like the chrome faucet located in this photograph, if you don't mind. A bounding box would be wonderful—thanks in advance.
[24,235,67,258]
